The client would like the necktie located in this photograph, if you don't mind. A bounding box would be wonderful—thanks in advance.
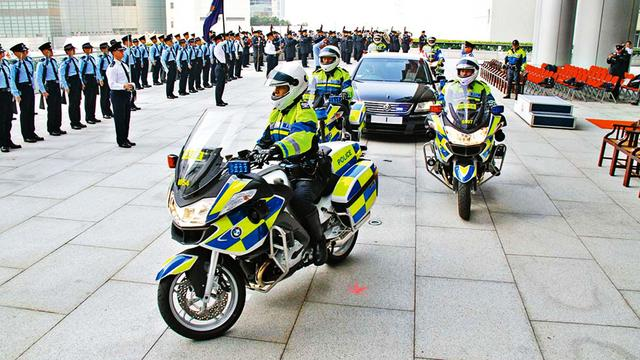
[21,60,32,84]
[1,64,8,88]
[120,63,130,82]
[89,57,96,74]
[71,57,80,76]
[51,59,59,81]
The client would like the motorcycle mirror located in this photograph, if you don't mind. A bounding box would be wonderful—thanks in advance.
[429,105,443,114]
[225,154,234,161]
[491,105,504,115]
[167,154,178,169]
[238,150,251,159]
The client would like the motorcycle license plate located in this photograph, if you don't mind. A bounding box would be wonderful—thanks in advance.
[371,116,403,125]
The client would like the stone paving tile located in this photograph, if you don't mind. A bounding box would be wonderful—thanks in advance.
[367,154,416,178]
[417,192,494,230]
[73,149,151,173]
[621,291,640,316]
[415,277,542,360]
[489,163,538,186]
[492,213,591,258]
[19,281,166,360]
[0,217,94,268]
[581,237,640,291]
[554,201,640,241]
[581,168,632,193]
[112,229,179,281]
[535,175,613,203]
[607,191,640,222]
[308,244,414,311]
[0,179,32,197]
[97,163,172,190]
[509,256,640,327]
[128,177,171,207]
[39,186,142,222]
[14,171,108,200]
[483,183,560,215]
[365,140,416,157]
[46,141,115,161]
[358,205,415,247]
[0,267,20,285]
[377,175,416,207]
[0,158,80,182]
[519,155,584,177]
[71,205,170,251]
[228,267,315,343]
[415,168,456,193]
[510,141,564,158]
[0,196,59,233]
[0,148,64,168]
[0,306,63,360]
[532,321,640,360]
[282,302,413,360]
[0,244,135,314]
[145,331,285,360]
[416,227,513,282]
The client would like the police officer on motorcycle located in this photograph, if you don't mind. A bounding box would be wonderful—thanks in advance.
[438,57,497,113]
[256,63,329,266]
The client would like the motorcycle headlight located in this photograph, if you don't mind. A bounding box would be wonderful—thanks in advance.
[168,192,216,228]
[415,101,434,113]
[218,189,257,217]
[444,126,489,146]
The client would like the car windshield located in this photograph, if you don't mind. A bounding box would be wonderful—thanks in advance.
[354,58,431,83]
[176,111,230,196]
[443,87,489,132]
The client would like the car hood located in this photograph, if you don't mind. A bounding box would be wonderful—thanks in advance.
[353,81,437,103]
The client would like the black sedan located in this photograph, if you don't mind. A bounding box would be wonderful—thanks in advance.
[352,52,439,136]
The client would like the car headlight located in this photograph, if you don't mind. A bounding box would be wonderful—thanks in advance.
[168,191,216,227]
[415,101,434,113]
[444,126,489,146]
[218,189,257,217]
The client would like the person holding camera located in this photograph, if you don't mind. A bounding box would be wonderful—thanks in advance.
[607,44,631,100]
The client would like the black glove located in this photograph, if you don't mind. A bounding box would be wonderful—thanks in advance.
[268,146,283,160]
[340,92,349,101]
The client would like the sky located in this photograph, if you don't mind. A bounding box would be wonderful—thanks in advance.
[284,0,492,40]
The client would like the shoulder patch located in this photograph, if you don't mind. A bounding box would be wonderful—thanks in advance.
[300,101,311,109]
[109,62,115,68]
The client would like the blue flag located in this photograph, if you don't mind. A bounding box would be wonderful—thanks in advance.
[203,0,223,43]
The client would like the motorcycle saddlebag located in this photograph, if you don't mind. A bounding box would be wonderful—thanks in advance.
[331,159,378,226]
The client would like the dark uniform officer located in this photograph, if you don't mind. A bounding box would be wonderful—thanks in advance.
[60,43,86,130]
[284,33,298,62]
[341,31,354,64]
[10,43,42,143]
[35,42,65,136]
[252,31,264,72]
[160,35,178,99]
[98,42,114,119]
[80,43,102,124]
[106,42,135,148]
[327,31,339,47]
[176,39,190,96]
[242,32,251,67]
[389,31,400,52]
[138,36,151,88]
[299,30,312,68]
[401,32,412,53]
[418,31,427,52]
[353,30,365,61]
[607,44,631,100]
[1,45,21,152]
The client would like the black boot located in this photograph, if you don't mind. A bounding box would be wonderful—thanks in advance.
[303,211,328,266]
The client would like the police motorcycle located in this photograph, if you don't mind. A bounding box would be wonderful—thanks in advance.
[423,80,507,220]
[313,93,366,142]
[156,115,379,340]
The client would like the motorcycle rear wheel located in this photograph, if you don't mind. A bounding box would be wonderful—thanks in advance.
[457,182,471,221]
[327,231,358,265]
[157,259,246,340]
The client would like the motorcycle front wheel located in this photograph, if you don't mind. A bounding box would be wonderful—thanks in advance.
[457,182,471,221]
[157,258,246,340]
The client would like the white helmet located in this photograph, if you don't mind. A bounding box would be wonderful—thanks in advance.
[319,45,340,72]
[373,34,382,44]
[265,62,308,111]
[456,57,479,87]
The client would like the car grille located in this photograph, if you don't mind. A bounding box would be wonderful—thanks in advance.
[364,101,413,115]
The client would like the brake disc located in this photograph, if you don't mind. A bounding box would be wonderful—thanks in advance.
[175,279,229,321]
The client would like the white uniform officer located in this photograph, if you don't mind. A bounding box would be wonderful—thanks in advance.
[106,42,136,148]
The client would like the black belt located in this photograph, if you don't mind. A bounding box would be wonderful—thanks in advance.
[0,88,10,93]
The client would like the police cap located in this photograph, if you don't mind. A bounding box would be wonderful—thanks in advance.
[179,39,186,44]
[110,39,117,45]
[122,35,131,42]
[108,42,125,52]
[188,38,195,44]
[191,33,196,37]
[10,43,28,53]
[82,42,94,49]
[0,45,5,53]
[63,43,75,52]
[132,38,139,43]
[164,35,173,42]
[38,42,53,52]
[183,32,189,36]
[139,35,146,41]
[150,35,157,41]
[464,41,475,49]
[158,34,165,40]
[99,42,109,49]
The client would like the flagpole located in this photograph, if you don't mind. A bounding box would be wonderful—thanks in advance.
[222,0,226,34]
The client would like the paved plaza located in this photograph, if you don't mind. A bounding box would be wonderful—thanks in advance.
[0,62,639,360]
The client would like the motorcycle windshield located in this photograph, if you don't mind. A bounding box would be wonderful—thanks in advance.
[443,86,488,133]
[176,114,226,197]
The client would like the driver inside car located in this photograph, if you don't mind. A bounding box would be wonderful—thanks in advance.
[256,62,330,266]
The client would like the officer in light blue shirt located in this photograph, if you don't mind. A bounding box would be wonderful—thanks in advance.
[131,37,143,89]
[10,43,43,143]
[80,43,101,124]
[36,42,66,136]
[176,39,190,95]
[149,35,162,85]
[59,43,85,129]
[160,35,177,98]
[98,42,114,119]
[0,45,20,152]
[138,35,150,87]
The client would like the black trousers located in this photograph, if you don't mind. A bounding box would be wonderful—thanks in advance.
[140,59,149,86]
[506,68,520,97]
[132,62,141,88]
[344,51,352,64]
[193,59,203,88]
[300,51,309,67]
[202,61,211,86]
[152,58,161,84]
[100,71,113,117]
[17,83,36,139]
[354,48,363,61]
[266,55,277,76]
[166,61,177,96]
[227,57,236,79]
[210,61,217,85]
[44,81,62,133]
[189,61,198,91]
[214,64,226,104]
[0,91,13,146]
[243,50,250,66]
[253,49,262,71]
[179,61,189,94]
[83,75,98,122]
[67,75,82,126]
[234,57,242,78]
[110,90,131,145]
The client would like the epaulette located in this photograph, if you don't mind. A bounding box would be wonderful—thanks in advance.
[40,58,46,62]
[109,62,115,67]
[300,102,311,109]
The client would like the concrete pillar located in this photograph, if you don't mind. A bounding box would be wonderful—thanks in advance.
[532,0,577,66]
[572,0,640,67]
